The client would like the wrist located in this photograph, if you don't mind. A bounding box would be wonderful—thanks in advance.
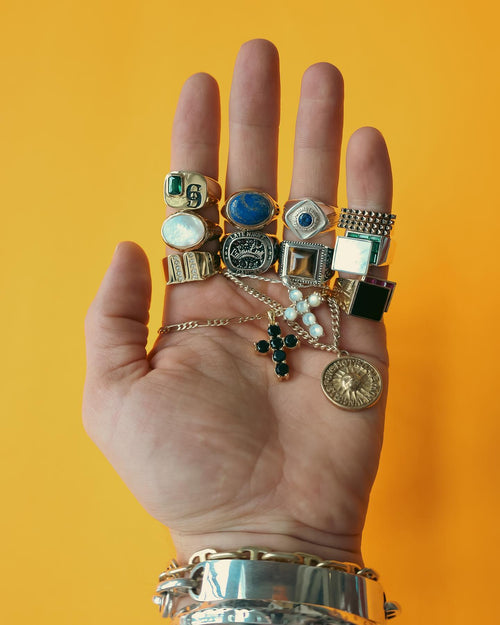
[169,529,363,566]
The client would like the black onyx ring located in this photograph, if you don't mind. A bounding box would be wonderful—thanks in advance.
[284,199,337,240]
[164,171,222,210]
[222,190,279,230]
[221,230,279,275]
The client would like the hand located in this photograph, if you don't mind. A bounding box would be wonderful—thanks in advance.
[83,39,393,565]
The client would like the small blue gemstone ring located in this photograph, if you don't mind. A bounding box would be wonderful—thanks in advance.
[222,190,279,230]
[284,199,337,240]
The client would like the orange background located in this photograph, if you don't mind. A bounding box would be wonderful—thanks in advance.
[1,1,499,623]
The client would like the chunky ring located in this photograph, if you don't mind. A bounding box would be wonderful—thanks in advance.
[222,190,279,230]
[338,208,396,235]
[332,276,396,321]
[284,199,337,239]
[164,171,222,210]
[163,251,220,285]
[279,240,334,287]
[221,230,279,275]
[332,235,373,275]
[161,211,222,252]
[343,232,391,266]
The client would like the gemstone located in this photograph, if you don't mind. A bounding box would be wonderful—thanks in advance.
[161,213,205,250]
[350,282,392,321]
[275,362,289,377]
[270,337,283,349]
[167,174,183,196]
[268,324,281,337]
[284,307,298,321]
[302,312,316,326]
[309,323,324,338]
[298,212,313,227]
[284,335,298,348]
[255,340,270,353]
[272,350,287,363]
[289,288,303,302]
[308,293,322,307]
[226,191,275,228]
[296,300,310,314]
[332,236,372,275]
[346,232,383,265]
[288,248,318,278]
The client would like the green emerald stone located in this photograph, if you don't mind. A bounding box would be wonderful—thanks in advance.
[346,232,381,264]
[168,174,183,196]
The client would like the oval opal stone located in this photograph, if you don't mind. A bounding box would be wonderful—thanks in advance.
[161,213,204,249]
[226,192,274,228]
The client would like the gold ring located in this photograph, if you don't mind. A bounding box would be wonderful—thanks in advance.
[161,211,222,252]
[163,251,221,285]
[164,171,222,210]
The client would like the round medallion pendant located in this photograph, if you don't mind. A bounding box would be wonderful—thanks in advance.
[321,356,382,410]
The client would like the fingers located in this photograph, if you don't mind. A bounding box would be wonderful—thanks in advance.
[341,127,393,361]
[84,242,151,385]
[226,39,280,198]
[170,72,221,179]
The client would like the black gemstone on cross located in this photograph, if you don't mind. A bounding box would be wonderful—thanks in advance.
[255,321,299,380]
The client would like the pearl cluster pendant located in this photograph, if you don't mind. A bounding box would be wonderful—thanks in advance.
[283,289,325,338]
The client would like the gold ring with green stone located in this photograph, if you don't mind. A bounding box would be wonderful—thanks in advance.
[164,171,222,210]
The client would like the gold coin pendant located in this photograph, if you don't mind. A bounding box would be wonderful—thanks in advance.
[321,356,383,410]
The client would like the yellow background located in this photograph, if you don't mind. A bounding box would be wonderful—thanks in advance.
[1,0,498,623]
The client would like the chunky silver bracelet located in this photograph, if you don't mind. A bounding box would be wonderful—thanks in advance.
[153,548,400,624]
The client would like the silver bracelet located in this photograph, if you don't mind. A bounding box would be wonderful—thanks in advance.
[153,551,400,624]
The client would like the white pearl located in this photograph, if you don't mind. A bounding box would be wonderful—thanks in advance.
[308,293,322,307]
[284,306,298,321]
[289,289,303,302]
[309,323,324,338]
[296,300,310,314]
[302,312,316,326]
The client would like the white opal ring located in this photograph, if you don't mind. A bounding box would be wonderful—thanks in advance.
[161,211,222,252]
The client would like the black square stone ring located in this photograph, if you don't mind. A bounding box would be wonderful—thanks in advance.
[283,199,337,240]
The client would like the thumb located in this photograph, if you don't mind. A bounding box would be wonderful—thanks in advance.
[84,241,152,387]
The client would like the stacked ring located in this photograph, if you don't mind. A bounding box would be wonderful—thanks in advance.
[164,171,222,210]
[279,240,335,287]
[221,230,279,275]
[284,199,337,240]
[161,211,222,252]
[332,276,396,321]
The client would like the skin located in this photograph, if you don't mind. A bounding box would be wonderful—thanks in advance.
[83,39,393,566]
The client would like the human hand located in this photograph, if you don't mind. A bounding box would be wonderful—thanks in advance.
[83,39,393,566]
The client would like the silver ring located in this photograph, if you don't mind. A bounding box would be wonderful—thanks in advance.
[279,240,334,287]
[284,199,337,239]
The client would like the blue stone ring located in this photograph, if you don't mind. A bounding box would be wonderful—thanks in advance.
[222,190,279,230]
[284,199,337,240]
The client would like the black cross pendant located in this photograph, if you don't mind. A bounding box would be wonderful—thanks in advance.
[254,311,299,380]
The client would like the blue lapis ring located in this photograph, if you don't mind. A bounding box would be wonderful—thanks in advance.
[284,199,337,240]
[222,190,279,230]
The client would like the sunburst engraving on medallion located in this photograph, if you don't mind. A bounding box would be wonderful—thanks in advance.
[321,356,382,410]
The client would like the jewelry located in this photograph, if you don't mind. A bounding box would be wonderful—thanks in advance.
[153,546,399,623]
[222,190,279,230]
[344,231,391,266]
[221,230,279,275]
[338,208,396,235]
[254,310,299,379]
[321,357,383,410]
[333,276,396,321]
[161,211,222,251]
[279,240,334,287]
[283,288,325,338]
[284,199,337,239]
[164,171,221,210]
[331,235,373,275]
[163,251,220,285]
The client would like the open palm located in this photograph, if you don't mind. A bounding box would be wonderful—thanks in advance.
[83,40,393,565]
